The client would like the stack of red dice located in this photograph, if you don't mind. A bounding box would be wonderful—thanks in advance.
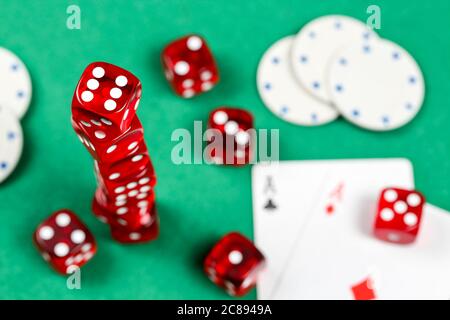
[71,62,158,244]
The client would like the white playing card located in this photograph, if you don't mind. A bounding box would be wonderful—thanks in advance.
[252,161,334,299]
[272,165,450,299]
[252,158,414,299]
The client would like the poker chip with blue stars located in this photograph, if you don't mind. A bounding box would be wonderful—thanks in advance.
[257,36,338,126]
[0,106,23,183]
[0,47,32,119]
[290,15,378,104]
[327,38,425,131]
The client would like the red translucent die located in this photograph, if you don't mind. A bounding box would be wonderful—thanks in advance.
[94,158,156,198]
[71,113,145,164]
[204,232,265,297]
[33,209,97,274]
[72,62,142,131]
[110,210,159,244]
[92,188,156,230]
[207,107,254,166]
[162,35,219,98]
[374,188,425,244]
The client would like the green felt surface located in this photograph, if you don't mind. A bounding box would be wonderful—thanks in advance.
[0,0,449,299]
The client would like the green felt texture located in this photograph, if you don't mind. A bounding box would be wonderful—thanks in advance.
[0,0,449,299]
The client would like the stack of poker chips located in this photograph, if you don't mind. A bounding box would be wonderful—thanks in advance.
[70,62,158,243]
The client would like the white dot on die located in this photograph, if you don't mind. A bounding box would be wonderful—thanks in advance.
[54,243,69,257]
[39,226,54,240]
[201,70,212,81]
[407,193,422,207]
[182,79,194,88]
[104,99,117,111]
[127,182,138,189]
[82,243,92,252]
[132,155,143,162]
[128,190,138,197]
[115,75,128,87]
[182,89,195,98]
[174,61,190,76]
[56,213,71,227]
[213,111,228,125]
[380,208,394,221]
[201,82,213,92]
[187,36,203,51]
[116,194,127,201]
[224,121,239,135]
[228,250,243,265]
[394,201,408,214]
[387,233,401,242]
[92,67,105,78]
[140,186,151,192]
[107,145,117,153]
[139,177,150,185]
[110,87,122,99]
[71,230,86,244]
[115,200,126,207]
[117,207,128,215]
[235,131,250,145]
[65,257,74,266]
[81,91,94,102]
[137,193,148,199]
[101,118,112,126]
[404,213,418,226]
[129,232,141,240]
[138,201,148,208]
[115,186,125,194]
[134,99,140,111]
[94,131,106,139]
[91,119,101,126]
[128,142,138,150]
[109,173,120,180]
[384,189,398,202]
[87,79,99,90]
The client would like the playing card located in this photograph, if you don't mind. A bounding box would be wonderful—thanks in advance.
[252,158,414,299]
[272,166,450,299]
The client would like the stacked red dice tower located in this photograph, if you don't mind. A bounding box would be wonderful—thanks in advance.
[71,62,159,244]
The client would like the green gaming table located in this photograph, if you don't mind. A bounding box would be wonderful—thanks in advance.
[0,0,449,299]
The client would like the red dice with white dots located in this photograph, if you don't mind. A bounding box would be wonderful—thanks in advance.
[374,188,425,244]
[71,62,159,244]
[204,232,265,297]
[207,107,254,166]
[162,35,219,98]
[33,210,97,274]
[72,62,142,132]
[72,114,145,165]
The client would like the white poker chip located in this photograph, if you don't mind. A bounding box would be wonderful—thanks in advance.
[290,15,377,104]
[0,106,23,183]
[0,47,32,119]
[257,36,338,126]
[328,38,425,131]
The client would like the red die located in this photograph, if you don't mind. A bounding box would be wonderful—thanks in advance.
[72,113,145,165]
[92,188,156,230]
[207,107,254,166]
[110,207,159,244]
[33,209,97,274]
[95,160,155,199]
[374,188,425,244]
[72,62,142,131]
[162,35,219,98]
[204,232,265,297]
